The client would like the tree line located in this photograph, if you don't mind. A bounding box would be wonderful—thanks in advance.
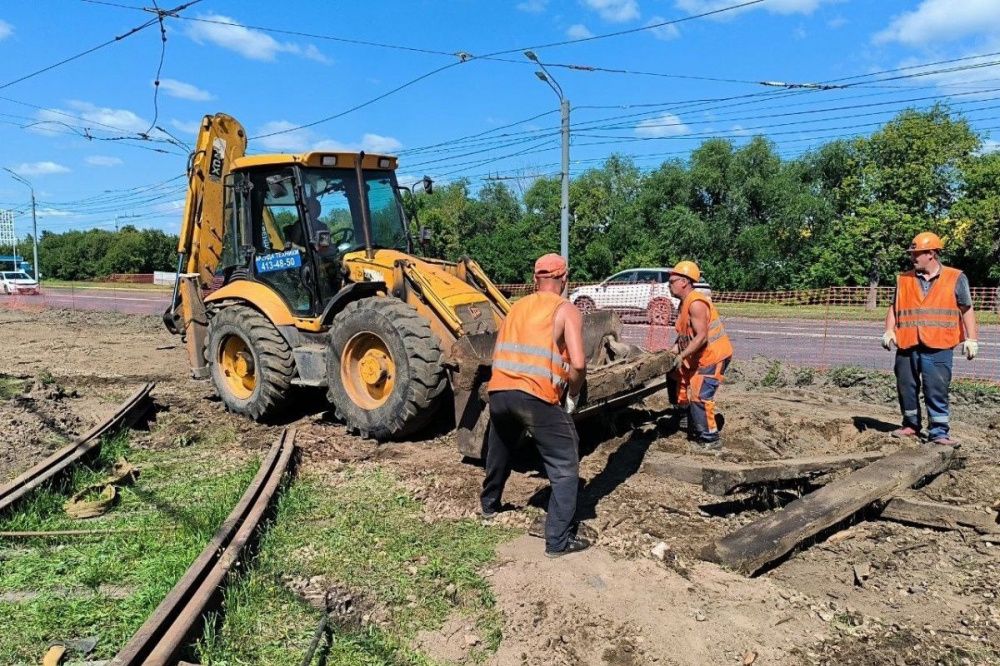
[406,105,1000,289]
[16,226,177,280]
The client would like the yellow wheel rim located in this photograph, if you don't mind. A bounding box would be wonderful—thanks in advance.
[219,335,256,400]
[341,332,396,409]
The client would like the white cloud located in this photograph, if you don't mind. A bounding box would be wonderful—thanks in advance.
[645,17,680,40]
[85,156,124,167]
[892,50,1000,98]
[874,0,1000,46]
[64,100,148,133]
[0,19,12,41]
[978,139,1000,154]
[158,78,214,102]
[827,16,847,29]
[583,0,640,23]
[13,161,71,177]
[730,124,750,136]
[635,113,690,137]
[517,0,549,13]
[187,13,329,63]
[170,118,202,136]
[36,207,73,218]
[255,121,403,155]
[566,24,595,39]
[675,0,831,17]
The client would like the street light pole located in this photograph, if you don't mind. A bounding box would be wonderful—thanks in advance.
[3,168,39,280]
[525,50,570,265]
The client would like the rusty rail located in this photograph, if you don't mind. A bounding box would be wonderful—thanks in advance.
[112,428,297,666]
[0,382,155,514]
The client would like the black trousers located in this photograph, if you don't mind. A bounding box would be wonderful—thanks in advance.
[481,390,580,552]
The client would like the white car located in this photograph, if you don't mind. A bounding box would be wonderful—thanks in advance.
[0,271,40,295]
[569,268,711,325]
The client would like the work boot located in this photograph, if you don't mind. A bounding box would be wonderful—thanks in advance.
[891,426,920,439]
[691,439,722,452]
[544,536,591,558]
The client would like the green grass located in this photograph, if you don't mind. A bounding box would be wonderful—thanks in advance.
[0,375,23,400]
[720,302,1000,325]
[196,467,512,666]
[40,279,172,291]
[0,432,259,663]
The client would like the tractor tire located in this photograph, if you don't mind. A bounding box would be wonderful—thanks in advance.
[206,305,295,421]
[327,297,448,439]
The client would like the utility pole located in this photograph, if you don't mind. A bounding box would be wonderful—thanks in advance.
[525,50,570,264]
[4,168,39,280]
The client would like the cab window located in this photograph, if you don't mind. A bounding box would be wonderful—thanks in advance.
[605,271,635,285]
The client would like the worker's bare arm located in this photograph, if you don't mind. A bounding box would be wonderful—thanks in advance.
[678,300,710,362]
[557,302,587,396]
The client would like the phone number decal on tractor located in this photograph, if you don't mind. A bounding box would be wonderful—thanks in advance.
[255,250,302,274]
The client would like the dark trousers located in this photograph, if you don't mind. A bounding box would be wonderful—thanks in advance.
[481,390,580,552]
[894,345,953,440]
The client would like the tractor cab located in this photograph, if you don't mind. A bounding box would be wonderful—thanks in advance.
[217,152,410,318]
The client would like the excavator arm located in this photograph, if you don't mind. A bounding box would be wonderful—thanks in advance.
[164,113,248,378]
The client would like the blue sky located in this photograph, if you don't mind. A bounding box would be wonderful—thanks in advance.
[1,0,999,237]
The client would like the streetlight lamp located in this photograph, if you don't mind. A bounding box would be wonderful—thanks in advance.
[3,168,39,281]
[524,50,570,265]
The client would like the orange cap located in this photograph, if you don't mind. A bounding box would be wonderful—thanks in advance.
[908,231,944,252]
[534,253,567,279]
[669,260,701,282]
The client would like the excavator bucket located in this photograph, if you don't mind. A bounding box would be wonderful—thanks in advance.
[449,310,675,459]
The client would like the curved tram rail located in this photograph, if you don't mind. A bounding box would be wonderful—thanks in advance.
[112,428,297,665]
[0,382,155,514]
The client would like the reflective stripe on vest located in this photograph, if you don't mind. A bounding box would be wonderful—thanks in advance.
[675,292,733,370]
[488,291,572,404]
[894,267,964,350]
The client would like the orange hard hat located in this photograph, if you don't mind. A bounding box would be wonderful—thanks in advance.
[908,231,944,253]
[669,260,701,282]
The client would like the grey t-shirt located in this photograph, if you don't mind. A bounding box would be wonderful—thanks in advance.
[915,270,972,307]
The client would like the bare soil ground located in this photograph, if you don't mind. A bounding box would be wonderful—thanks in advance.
[3,307,999,665]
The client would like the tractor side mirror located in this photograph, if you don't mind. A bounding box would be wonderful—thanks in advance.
[419,228,433,242]
[421,175,434,195]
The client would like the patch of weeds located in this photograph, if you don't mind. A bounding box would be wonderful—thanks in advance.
[201,425,237,449]
[826,365,869,388]
[0,431,261,663]
[793,367,816,387]
[197,467,512,665]
[760,360,787,388]
[952,378,1000,403]
[37,368,56,386]
[0,375,23,400]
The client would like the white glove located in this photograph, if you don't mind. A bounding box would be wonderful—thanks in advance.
[964,339,979,361]
[564,393,579,415]
[881,331,896,351]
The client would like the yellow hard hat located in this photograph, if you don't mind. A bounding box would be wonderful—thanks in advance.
[669,260,701,282]
[908,231,944,252]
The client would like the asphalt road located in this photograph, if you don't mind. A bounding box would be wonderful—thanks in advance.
[4,287,996,381]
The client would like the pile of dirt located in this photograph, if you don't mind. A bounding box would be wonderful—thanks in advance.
[0,372,87,481]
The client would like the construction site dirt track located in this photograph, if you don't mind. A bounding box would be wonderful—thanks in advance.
[2,307,999,665]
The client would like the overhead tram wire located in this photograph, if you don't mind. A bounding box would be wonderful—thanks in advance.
[0,0,203,92]
[247,0,770,140]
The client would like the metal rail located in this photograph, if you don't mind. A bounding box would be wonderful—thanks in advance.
[112,428,297,666]
[0,383,155,514]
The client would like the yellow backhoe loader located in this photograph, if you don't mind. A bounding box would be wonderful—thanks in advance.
[164,113,674,457]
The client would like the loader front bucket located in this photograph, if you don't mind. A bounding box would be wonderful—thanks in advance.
[448,310,676,460]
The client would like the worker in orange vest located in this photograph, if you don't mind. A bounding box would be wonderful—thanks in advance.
[881,232,979,445]
[481,253,590,557]
[667,261,734,450]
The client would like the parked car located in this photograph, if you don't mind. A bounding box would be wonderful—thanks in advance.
[0,271,40,295]
[569,268,711,325]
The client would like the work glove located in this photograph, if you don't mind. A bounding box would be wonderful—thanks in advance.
[564,393,580,415]
[964,339,979,361]
[667,355,683,372]
[881,330,896,351]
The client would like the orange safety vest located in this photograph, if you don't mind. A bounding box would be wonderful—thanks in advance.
[488,291,572,404]
[675,291,733,370]
[894,267,965,350]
